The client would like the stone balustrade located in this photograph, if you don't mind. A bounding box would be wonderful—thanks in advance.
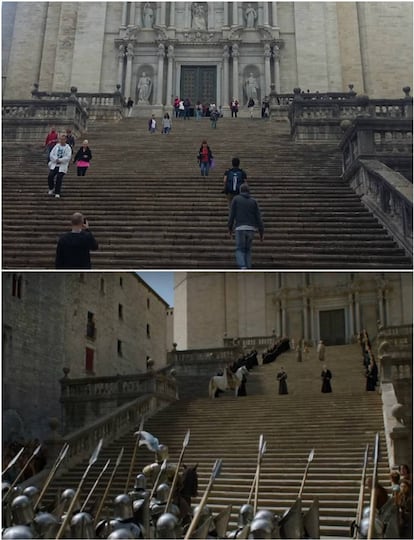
[223,334,278,349]
[60,370,177,432]
[377,324,413,468]
[167,346,240,375]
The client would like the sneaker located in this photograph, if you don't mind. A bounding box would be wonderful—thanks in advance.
[48,189,55,195]
[55,194,60,198]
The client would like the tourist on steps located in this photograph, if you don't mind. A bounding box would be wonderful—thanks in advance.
[228,183,264,270]
[73,140,92,176]
[162,113,172,134]
[47,133,72,199]
[223,157,248,207]
[197,140,213,177]
[44,125,58,163]
[55,212,98,269]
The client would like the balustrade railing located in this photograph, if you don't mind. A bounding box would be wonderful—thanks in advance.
[167,346,241,375]
[223,335,278,348]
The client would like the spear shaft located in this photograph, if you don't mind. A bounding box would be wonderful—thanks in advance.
[354,444,369,539]
[165,429,190,513]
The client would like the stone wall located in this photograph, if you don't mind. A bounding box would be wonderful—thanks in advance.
[2,272,171,440]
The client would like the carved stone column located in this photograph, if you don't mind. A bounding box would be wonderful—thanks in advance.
[160,2,166,26]
[157,43,165,104]
[274,44,281,93]
[232,43,240,101]
[348,292,355,337]
[169,2,175,27]
[258,4,264,26]
[185,3,191,28]
[136,3,142,26]
[223,45,230,108]
[238,4,244,25]
[121,2,128,26]
[166,45,174,106]
[232,2,238,25]
[223,3,229,26]
[125,43,134,99]
[272,2,278,26]
[264,43,272,96]
[262,2,269,26]
[118,44,125,90]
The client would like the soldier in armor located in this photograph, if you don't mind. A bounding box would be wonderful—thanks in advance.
[143,444,176,487]
[70,511,95,539]
[129,474,150,537]
[108,494,143,539]
[33,511,60,539]
[254,509,281,538]
[155,512,181,539]
[2,524,34,539]
[249,516,273,539]
[227,503,254,538]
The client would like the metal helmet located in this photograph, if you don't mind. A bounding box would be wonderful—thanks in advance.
[60,487,76,511]
[9,485,23,502]
[156,444,169,461]
[33,511,60,539]
[113,493,133,520]
[107,528,135,539]
[2,525,34,539]
[156,512,178,539]
[2,481,11,495]
[11,495,34,525]
[22,486,39,503]
[134,473,146,491]
[249,517,273,539]
[70,511,95,539]
[112,521,142,539]
[156,483,170,503]
[238,504,254,526]
[193,503,212,519]
[362,505,372,519]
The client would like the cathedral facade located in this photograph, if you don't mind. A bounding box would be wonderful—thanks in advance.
[2,2,412,107]
[173,272,413,349]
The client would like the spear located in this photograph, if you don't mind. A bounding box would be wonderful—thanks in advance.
[80,458,111,513]
[354,443,369,539]
[165,429,191,513]
[3,445,42,503]
[247,434,266,505]
[184,458,223,540]
[253,436,267,514]
[94,446,124,527]
[367,433,380,540]
[2,446,25,477]
[298,448,315,499]
[55,438,103,539]
[125,416,145,492]
[34,442,70,512]
[149,458,168,501]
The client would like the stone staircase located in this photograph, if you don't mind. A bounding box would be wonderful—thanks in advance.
[43,344,390,537]
[2,118,412,269]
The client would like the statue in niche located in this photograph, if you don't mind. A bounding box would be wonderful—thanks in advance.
[245,3,257,28]
[143,2,155,28]
[192,3,207,30]
[137,72,152,103]
[245,72,259,102]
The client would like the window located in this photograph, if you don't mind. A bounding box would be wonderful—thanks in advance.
[147,298,150,309]
[146,323,151,338]
[120,277,123,288]
[12,274,22,299]
[100,278,105,294]
[118,304,123,320]
[86,312,96,339]
[117,340,123,356]
[85,347,94,374]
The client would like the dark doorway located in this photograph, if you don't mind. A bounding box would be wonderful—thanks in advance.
[180,66,217,110]
[319,309,346,345]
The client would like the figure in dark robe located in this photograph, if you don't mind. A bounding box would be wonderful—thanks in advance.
[277,367,288,394]
[365,359,378,391]
[321,365,332,393]
[237,374,247,396]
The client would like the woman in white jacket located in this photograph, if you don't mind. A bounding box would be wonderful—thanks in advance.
[47,133,72,198]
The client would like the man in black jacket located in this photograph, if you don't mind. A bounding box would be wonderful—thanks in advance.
[228,183,264,269]
[55,212,98,269]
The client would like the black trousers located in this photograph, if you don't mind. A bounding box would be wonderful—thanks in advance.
[48,167,65,195]
[77,167,88,176]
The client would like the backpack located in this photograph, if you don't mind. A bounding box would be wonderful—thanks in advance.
[225,168,244,194]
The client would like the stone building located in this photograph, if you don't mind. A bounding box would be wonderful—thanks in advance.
[2,272,172,440]
[174,272,413,349]
[2,2,412,108]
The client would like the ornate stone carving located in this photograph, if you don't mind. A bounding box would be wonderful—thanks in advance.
[142,2,155,28]
[191,2,207,30]
[137,72,152,104]
[244,3,257,28]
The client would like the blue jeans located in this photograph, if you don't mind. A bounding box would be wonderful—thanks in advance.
[200,162,209,176]
[235,229,255,269]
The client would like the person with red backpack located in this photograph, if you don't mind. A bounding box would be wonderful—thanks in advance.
[197,140,213,177]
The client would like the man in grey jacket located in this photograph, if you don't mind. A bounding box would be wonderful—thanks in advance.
[228,183,264,269]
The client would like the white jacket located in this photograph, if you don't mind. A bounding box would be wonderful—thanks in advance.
[48,143,72,173]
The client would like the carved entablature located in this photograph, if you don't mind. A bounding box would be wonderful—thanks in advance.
[154,26,169,42]
[180,30,220,44]
[257,26,281,42]
[228,27,244,41]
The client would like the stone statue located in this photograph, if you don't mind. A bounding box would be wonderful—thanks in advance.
[245,3,257,28]
[143,3,154,28]
[192,3,207,30]
[137,72,152,103]
[245,72,259,102]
